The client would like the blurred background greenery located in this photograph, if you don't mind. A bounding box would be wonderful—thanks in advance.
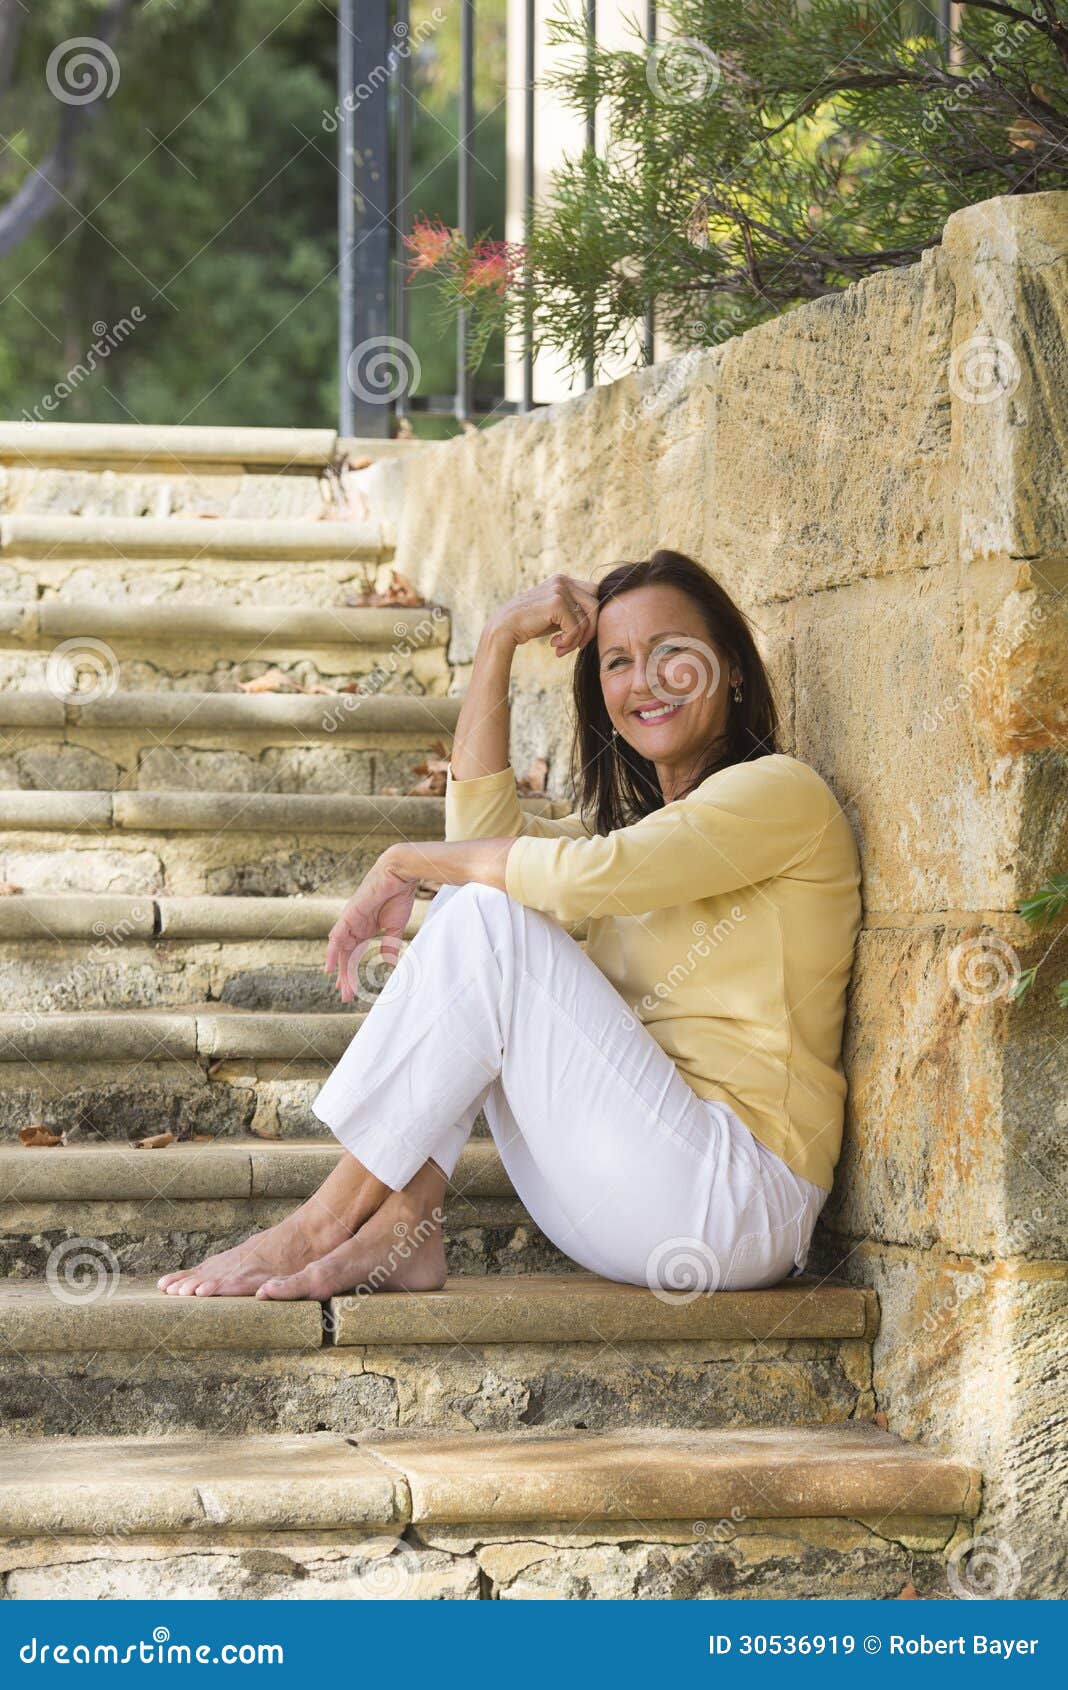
[0,0,507,433]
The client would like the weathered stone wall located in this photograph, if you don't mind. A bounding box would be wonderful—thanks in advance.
[381,190,1068,1598]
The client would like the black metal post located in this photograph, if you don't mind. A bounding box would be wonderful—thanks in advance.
[338,0,393,438]
[643,0,656,366]
[456,0,475,422]
[583,0,596,391]
[521,0,535,413]
[394,0,412,420]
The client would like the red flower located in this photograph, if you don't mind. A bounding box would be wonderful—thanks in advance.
[462,239,525,297]
[404,214,455,274]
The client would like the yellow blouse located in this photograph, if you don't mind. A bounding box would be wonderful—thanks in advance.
[444,753,862,1192]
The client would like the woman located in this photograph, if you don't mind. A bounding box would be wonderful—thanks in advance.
[159,549,862,1303]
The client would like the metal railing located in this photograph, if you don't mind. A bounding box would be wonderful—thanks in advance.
[337,0,659,437]
[336,1,959,437]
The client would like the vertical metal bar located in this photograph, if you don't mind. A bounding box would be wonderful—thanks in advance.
[642,0,656,366]
[338,0,392,439]
[522,0,535,413]
[583,0,596,391]
[394,0,412,420]
[935,0,950,46]
[338,0,358,437]
[456,0,475,423]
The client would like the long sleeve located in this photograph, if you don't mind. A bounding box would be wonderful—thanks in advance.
[444,763,591,845]
[503,756,834,922]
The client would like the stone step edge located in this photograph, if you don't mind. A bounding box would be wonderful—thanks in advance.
[0,790,559,834]
[0,689,463,733]
[0,599,449,648]
[0,893,403,942]
[0,1275,878,1351]
[0,1425,981,1533]
[0,893,587,945]
[0,423,429,467]
[0,515,391,561]
[0,1008,366,1063]
[0,1138,510,1203]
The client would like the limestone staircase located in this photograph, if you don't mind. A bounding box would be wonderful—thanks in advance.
[0,424,980,1600]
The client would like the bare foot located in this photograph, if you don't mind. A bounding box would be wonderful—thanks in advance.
[155,1203,353,1298]
[156,1151,393,1297]
[255,1188,446,1302]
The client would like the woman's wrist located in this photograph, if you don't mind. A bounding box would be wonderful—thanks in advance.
[479,614,519,659]
[378,842,420,883]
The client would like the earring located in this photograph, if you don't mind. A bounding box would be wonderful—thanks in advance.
[733,683,743,703]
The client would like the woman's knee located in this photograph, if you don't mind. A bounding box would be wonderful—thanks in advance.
[426,880,512,921]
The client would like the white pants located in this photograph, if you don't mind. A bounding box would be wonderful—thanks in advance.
[312,882,828,1292]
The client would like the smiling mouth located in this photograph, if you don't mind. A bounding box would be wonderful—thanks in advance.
[631,700,685,723]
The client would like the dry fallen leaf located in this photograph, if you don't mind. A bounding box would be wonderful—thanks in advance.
[346,454,373,471]
[133,1131,176,1149]
[895,1580,919,1600]
[19,1123,63,1147]
[238,669,303,694]
[344,568,427,608]
[0,883,24,897]
[873,1410,889,1431]
[405,751,450,798]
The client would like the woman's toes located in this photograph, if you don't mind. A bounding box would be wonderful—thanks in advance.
[255,1264,324,1301]
[192,1280,218,1296]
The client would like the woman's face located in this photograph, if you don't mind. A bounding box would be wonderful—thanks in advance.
[595,583,736,775]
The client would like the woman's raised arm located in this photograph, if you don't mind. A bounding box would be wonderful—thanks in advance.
[449,574,600,781]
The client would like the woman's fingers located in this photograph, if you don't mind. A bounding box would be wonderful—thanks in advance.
[551,578,600,654]
[325,902,367,986]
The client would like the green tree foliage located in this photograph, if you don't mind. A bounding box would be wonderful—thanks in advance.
[509,0,1068,372]
[0,0,505,427]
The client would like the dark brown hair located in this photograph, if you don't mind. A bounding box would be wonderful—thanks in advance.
[569,549,780,834]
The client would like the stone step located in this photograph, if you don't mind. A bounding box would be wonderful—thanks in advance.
[0,1425,980,1598]
[0,1008,362,1064]
[0,1139,560,1282]
[0,1273,874,1355]
[0,892,579,943]
[0,514,389,561]
[0,422,425,467]
[0,597,451,694]
[0,518,395,607]
[0,691,460,734]
[0,596,448,650]
[0,1050,345,1143]
[0,1275,878,1441]
[0,791,558,897]
[0,788,548,830]
[0,1137,509,1202]
[0,691,460,792]
[0,429,425,530]
[0,892,361,940]
[0,424,341,467]
[0,895,586,1016]
[0,929,378,1016]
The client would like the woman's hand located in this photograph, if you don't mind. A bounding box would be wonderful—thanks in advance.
[489,572,601,660]
[324,849,419,1003]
